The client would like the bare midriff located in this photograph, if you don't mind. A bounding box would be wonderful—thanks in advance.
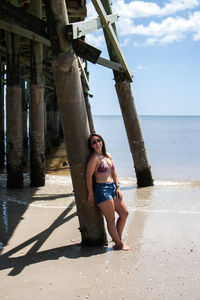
[94,172,114,183]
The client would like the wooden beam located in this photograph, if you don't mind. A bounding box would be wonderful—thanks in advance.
[0,19,50,46]
[66,13,118,39]
[72,38,123,71]
[91,0,132,81]
[77,57,90,90]
[72,38,101,63]
[67,7,87,18]
[96,56,123,72]
[0,0,48,39]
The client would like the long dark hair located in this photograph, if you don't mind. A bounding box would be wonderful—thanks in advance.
[88,133,108,157]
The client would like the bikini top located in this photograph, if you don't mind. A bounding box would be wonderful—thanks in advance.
[95,154,114,174]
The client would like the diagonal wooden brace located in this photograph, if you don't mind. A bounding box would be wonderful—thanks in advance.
[91,0,132,81]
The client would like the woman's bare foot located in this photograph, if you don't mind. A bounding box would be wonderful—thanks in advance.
[121,243,132,251]
[114,242,132,251]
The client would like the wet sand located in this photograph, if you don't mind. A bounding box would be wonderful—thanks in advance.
[0,173,200,300]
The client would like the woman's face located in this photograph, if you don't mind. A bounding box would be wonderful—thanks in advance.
[91,136,102,151]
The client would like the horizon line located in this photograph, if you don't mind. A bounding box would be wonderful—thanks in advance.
[93,114,200,117]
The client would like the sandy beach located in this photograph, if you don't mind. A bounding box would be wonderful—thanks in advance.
[0,172,200,300]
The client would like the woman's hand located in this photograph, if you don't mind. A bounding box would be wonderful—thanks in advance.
[116,188,122,200]
[88,193,95,206]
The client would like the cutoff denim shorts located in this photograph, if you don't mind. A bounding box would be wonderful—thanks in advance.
[94,182,116,205]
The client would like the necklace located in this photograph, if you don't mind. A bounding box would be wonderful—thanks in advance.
[94,151,103,156]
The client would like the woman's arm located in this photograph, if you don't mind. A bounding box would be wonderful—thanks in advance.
[86,155,97,206]
[109,154,122,200]
[112,168,122,199]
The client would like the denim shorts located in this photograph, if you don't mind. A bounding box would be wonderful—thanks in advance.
[94,182,116,205]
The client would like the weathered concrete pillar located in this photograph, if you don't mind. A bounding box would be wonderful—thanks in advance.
[59,112,64,139]
[6,31,23,188]
[0,64,5,168]
[29,82,45,186]
[44,0,106,246]
[29,0,45,186]
[21,79,28,148]
[45,94,53,154]
[52,93,60,147]
[21,78,29,169]
[115,82,153,186]
[100,0,153,187]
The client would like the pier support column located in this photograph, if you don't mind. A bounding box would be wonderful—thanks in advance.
[21,78,28,149]
[0,64,5,168]
[44,93,52,154]
[21,77,29,169]
[6,32,23,188]
[29,0,45,187]
[52,93,60,147]
[101,0,153,187]
[115,82,153,186]
[44,0,106,246]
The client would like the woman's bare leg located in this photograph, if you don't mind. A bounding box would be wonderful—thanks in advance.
[98,199,131,250]
[114,198,129,239]
[98,199,122,248]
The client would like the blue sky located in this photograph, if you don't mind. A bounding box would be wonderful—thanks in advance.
[85,0,200,115]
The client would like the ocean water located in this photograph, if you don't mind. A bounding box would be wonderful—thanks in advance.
[93,115,200,183]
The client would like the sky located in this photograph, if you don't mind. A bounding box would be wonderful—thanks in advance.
[85,0,200,116]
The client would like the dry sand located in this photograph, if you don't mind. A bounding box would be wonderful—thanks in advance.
[0,175,200,300]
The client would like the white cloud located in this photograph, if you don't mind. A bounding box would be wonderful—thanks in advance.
[120,38,131,47]
[112,0,160,19]
[85,33,104,48]
[112,0,200,18]
[114,2,200,45]
[136,65,150,70]
[127,15,194,36]
[161,0,199,16]
[190,11,200,40]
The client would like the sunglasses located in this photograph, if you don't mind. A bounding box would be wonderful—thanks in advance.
[91,139,102,145]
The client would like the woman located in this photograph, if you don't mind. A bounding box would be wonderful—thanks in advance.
[86,133,131,251]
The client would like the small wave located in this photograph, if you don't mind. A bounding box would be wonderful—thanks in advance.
[118,177,137,186]
[45,174,72,185]
[0,194,74,209]
[154,179,200,187]
[129,208,200,215]
[118,177,200,187]
[0,173,72,186]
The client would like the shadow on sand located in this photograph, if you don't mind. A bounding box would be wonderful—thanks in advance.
[0,181,74,249]
[0,201,111,276]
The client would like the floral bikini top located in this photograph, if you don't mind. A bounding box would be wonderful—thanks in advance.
[95,154,114,175]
